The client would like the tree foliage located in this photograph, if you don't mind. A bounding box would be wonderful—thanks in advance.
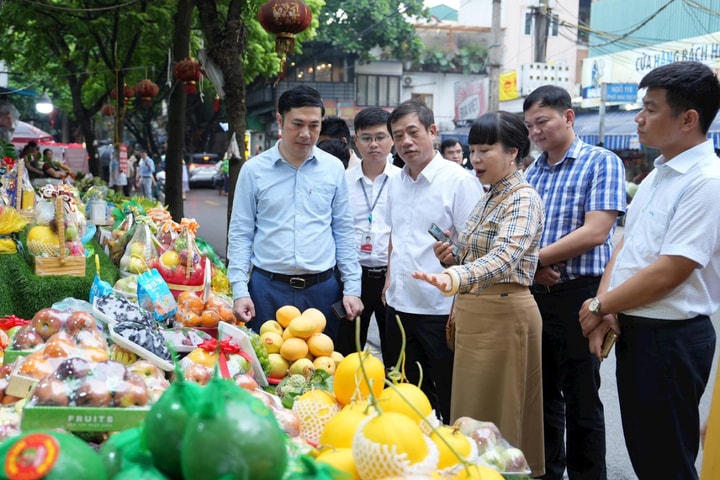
[418,45,488,74]
[0,0,175,175]
[314,0,430,63]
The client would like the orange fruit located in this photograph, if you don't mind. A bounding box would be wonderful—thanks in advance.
[200,310,221,328]
[178,311,202,327]
[188,298,205,316]
[84,347,110,362]
[276,305,301,328]
[218,307,237,324]
[205,295,229,310]
[177,291,199,306]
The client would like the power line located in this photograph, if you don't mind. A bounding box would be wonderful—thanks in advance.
[20,0,142,13]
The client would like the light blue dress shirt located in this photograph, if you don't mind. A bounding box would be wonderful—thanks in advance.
[227,141,361,299]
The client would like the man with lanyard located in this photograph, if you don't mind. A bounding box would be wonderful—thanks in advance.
[138,150,155,199]
[579,61,720,480]
[523,85,626,480]
[336,107,400,358]
[228,85,363,340]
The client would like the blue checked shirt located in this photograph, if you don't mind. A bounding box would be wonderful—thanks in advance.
[524,137,626,281]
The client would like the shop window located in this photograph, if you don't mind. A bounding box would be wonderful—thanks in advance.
[356,75,401,107]
[411,93,433,110]
[288,58,345,83]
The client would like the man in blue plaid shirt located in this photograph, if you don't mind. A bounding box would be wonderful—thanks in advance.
[523,85,626,480]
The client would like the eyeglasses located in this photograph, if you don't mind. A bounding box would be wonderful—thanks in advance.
[357,133,390,144]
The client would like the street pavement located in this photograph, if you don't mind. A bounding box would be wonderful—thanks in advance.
[185,187,719,479]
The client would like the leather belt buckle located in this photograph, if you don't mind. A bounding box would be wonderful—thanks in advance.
[365,268,386,279]
[290,277,306,289]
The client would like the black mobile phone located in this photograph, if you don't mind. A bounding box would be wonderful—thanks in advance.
[331,300,347,320]
[428,223,460,257]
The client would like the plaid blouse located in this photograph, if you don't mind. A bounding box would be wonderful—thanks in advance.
[448,170,545,294]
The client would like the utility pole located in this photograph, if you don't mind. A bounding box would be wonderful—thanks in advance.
[533,0,549,63]
[488,0,502,112]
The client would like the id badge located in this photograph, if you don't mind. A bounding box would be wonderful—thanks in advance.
[360,231,374,252]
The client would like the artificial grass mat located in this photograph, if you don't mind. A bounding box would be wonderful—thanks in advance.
[0,232,119,319]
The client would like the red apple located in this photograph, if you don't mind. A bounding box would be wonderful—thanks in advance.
[65,311,97,334]
[75,379,112,407]
[126,360,163,381]
[30,308,64,340]
[183,363,212,385]
[91,360,127,382]
[12,328,44,350]
[32,378,69,406]
[113,378,150,407]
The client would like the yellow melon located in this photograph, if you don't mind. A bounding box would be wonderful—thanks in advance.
[27,225,60,256]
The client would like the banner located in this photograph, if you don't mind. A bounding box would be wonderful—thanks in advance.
[454,79,488,122]
[119,143,128,174]
[499,71,519,102]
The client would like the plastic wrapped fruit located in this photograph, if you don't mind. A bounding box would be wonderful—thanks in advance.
[29,359,152,408]
[118,216,160,275]
[150,219,205,299]
[175,291,237,329]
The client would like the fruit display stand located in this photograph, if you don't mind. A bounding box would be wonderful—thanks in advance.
[218,321,269,386]
[33,196,85,277]
[0,236,118,319]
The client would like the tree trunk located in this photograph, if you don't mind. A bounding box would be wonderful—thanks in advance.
[196,0,249,258]
[165,0,195,221]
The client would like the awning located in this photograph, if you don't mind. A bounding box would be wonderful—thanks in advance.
[442,110,720,151]
[11,120,54,146]
[573,111,641,150]
[574,110,720,150]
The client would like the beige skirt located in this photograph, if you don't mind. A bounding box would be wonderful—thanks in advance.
[451,283,545,477]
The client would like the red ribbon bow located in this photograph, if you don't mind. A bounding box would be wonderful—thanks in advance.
[197,337,253,379]
[0,315,29,331]
[197,337,242,355]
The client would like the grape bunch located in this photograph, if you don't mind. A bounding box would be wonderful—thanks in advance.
[241,326,270,375]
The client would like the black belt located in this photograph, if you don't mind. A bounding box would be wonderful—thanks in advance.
[362,266,387,279]
[531,275,600,295]
[618,313,709,327]
[252,266,334,289]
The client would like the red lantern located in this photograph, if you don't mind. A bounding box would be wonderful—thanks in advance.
[110,84,134,104]
[173,57,202,94]
[101,104,116,117]
[135,79,159,107]
[258,0,312,58]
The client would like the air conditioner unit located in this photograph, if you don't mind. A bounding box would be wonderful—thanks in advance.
[403,76,414,87]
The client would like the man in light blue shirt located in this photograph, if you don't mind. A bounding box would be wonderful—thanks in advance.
[227,85,363,339]
[137,150,155,199]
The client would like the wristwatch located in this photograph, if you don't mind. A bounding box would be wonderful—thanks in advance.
[588,297,604,316]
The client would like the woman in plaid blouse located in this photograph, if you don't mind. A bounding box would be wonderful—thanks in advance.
[413,111,546,476]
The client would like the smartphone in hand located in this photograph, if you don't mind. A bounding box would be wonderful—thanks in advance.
[602,331,618,358]
[428,223,460,257]
[331,300,347,320]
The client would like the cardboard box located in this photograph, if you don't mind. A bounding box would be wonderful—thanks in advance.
[21,406,149,432]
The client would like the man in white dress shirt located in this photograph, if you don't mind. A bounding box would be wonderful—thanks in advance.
[384,99,483,422]
[336,107,400,358]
